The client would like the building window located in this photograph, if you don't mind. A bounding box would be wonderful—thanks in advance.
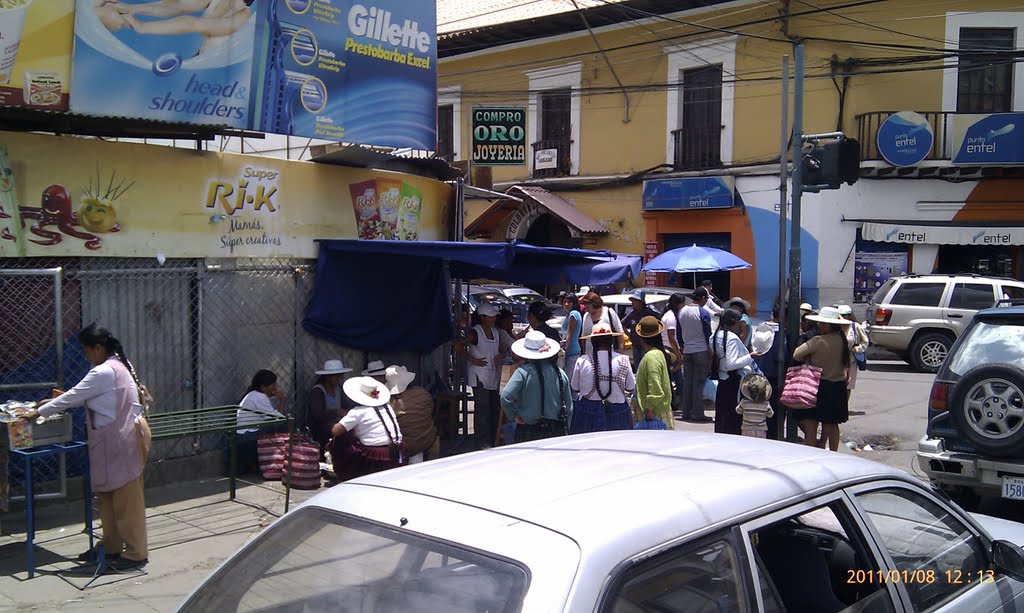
[664,37,736,169]
[942,13,1024,115]
[957,28,1015,113]
[535,88,572,176]
[674,65,723,170]
[526,62,582,177]
[437,86,462,161]
[436,104,454,161]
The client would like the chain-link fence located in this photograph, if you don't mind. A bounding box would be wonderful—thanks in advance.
[1,256,449,496]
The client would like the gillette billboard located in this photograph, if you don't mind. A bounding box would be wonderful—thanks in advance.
[70,0,437,150]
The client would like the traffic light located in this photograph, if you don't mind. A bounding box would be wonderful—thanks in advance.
[802,136,860,189]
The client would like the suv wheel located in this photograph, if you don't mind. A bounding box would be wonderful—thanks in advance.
[950,364,1024,456]
[909,333,952,372]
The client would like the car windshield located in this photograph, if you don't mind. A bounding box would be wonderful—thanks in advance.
[505,293,544,304]
[179,507,529,613]
[471,292,507,305]
[946,320,1024,376]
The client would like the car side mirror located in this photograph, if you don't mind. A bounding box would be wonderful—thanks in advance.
[992,540,1024,581]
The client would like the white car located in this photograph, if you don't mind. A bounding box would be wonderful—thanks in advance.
[178,432,1024,612]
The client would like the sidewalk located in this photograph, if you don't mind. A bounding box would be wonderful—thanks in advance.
[0,475,321,612]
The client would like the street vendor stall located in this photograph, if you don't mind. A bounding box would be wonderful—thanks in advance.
[302,239,643,445]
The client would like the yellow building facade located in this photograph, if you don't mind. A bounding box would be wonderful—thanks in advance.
[440,1,1024,312]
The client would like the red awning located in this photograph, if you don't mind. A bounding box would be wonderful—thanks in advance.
[465,185,608,238]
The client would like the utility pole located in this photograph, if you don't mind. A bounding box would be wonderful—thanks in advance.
[776,54,789,442]
[785,44,804,442]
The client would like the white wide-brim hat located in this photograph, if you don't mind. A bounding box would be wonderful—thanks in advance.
[580,323,624,340]
[750,322,776,355]
[836,304,853,316]
[806,306,853,326]
[362,360,387,376]
[740,373,772,402]
[343,376,391,407]
[385,365,416,394]
[511,330,560,360]
[315,359,352,376]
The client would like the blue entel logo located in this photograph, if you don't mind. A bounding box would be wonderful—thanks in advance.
[972,229,986,243]
[886,228,900,240]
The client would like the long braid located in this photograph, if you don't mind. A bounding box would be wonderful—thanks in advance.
[835,325,850,367]
[534,361,547,418]
[592,340,613,401]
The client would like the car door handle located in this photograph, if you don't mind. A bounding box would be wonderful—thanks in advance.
[948,314,963,318]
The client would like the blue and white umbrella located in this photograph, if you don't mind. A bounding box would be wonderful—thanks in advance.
[643,244,751,273]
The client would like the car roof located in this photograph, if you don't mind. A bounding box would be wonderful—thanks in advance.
[602,293,670,306]
[977,305,1024,318]
[310,432,910,556]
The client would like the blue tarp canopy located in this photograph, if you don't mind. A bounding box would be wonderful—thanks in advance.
[303,240,641,352]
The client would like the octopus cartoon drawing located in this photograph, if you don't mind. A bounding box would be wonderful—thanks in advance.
[0,169,133,251]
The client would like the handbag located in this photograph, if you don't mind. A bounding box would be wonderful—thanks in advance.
[702,377,719,402]
[257,433,322,489]
[780,364,823,410]
[854,352,867,371]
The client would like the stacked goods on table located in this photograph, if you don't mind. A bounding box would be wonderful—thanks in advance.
[0,400,73,451]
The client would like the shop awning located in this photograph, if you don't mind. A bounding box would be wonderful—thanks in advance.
[464,185,608,238]
[303,240,641,352]
[861,222,1024,245]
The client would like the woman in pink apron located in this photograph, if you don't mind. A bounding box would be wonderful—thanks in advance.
[24,323,150,571]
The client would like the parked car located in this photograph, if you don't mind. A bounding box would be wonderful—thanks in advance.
[867,274,1024,372]
[918,302,1024,508]
[483,284,567,321]
[459,284,518,316]
[179,432,1024,612]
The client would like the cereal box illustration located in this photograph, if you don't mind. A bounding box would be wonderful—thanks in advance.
[397,182,423,241]
[376,178,402,238]
[7,418,32,450]
[349,179,382,239]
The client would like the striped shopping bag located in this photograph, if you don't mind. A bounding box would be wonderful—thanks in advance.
[780,364,822,410]
[257,433,322,489]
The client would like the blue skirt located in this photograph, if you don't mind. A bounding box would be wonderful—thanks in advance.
[569,398,633,434]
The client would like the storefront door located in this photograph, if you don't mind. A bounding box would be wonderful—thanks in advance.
[936,245,1018,278]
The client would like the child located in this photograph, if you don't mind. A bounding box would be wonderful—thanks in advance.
[634,408,668,431]
[736,373,774,438]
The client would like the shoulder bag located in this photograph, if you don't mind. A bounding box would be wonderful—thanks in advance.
[780,364,823,410]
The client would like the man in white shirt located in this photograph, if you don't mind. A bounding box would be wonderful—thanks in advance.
[702,279,724,316]
[660,293,685,413]
[678,287,715,422]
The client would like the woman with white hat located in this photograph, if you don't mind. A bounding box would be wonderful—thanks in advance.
[386,365,437,462]
[836,304,869,401]
[792,306,852,452]
[466,303,505,449]
[570,324,635,434]
[306,359,353,455]
[501,330,573,443]
[330,377,406,481]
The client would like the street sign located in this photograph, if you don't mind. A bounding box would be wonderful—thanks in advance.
[472,106,526,166]
[642,177,734,210]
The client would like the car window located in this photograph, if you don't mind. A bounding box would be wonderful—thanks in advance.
[871,279,898,304]
[606,536,748,612]
[889,282,946,307]
[856,488,988,612]
[751,503,895,613]
[949,283,995,310]
[946,321,1024,376]
[178,508,529,613]
[1001,285,1024,302]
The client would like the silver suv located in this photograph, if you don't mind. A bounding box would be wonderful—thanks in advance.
[867,274,1024,372]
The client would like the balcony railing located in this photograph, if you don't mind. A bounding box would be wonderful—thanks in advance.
[855,111,953,162]
[672,127,722,170]
[531,138,572,178]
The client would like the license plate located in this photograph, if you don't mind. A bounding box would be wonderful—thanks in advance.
[1002,476,1024,500]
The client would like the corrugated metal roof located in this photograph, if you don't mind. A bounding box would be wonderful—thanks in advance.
[438,0,629,35]
[465,184,608,237]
